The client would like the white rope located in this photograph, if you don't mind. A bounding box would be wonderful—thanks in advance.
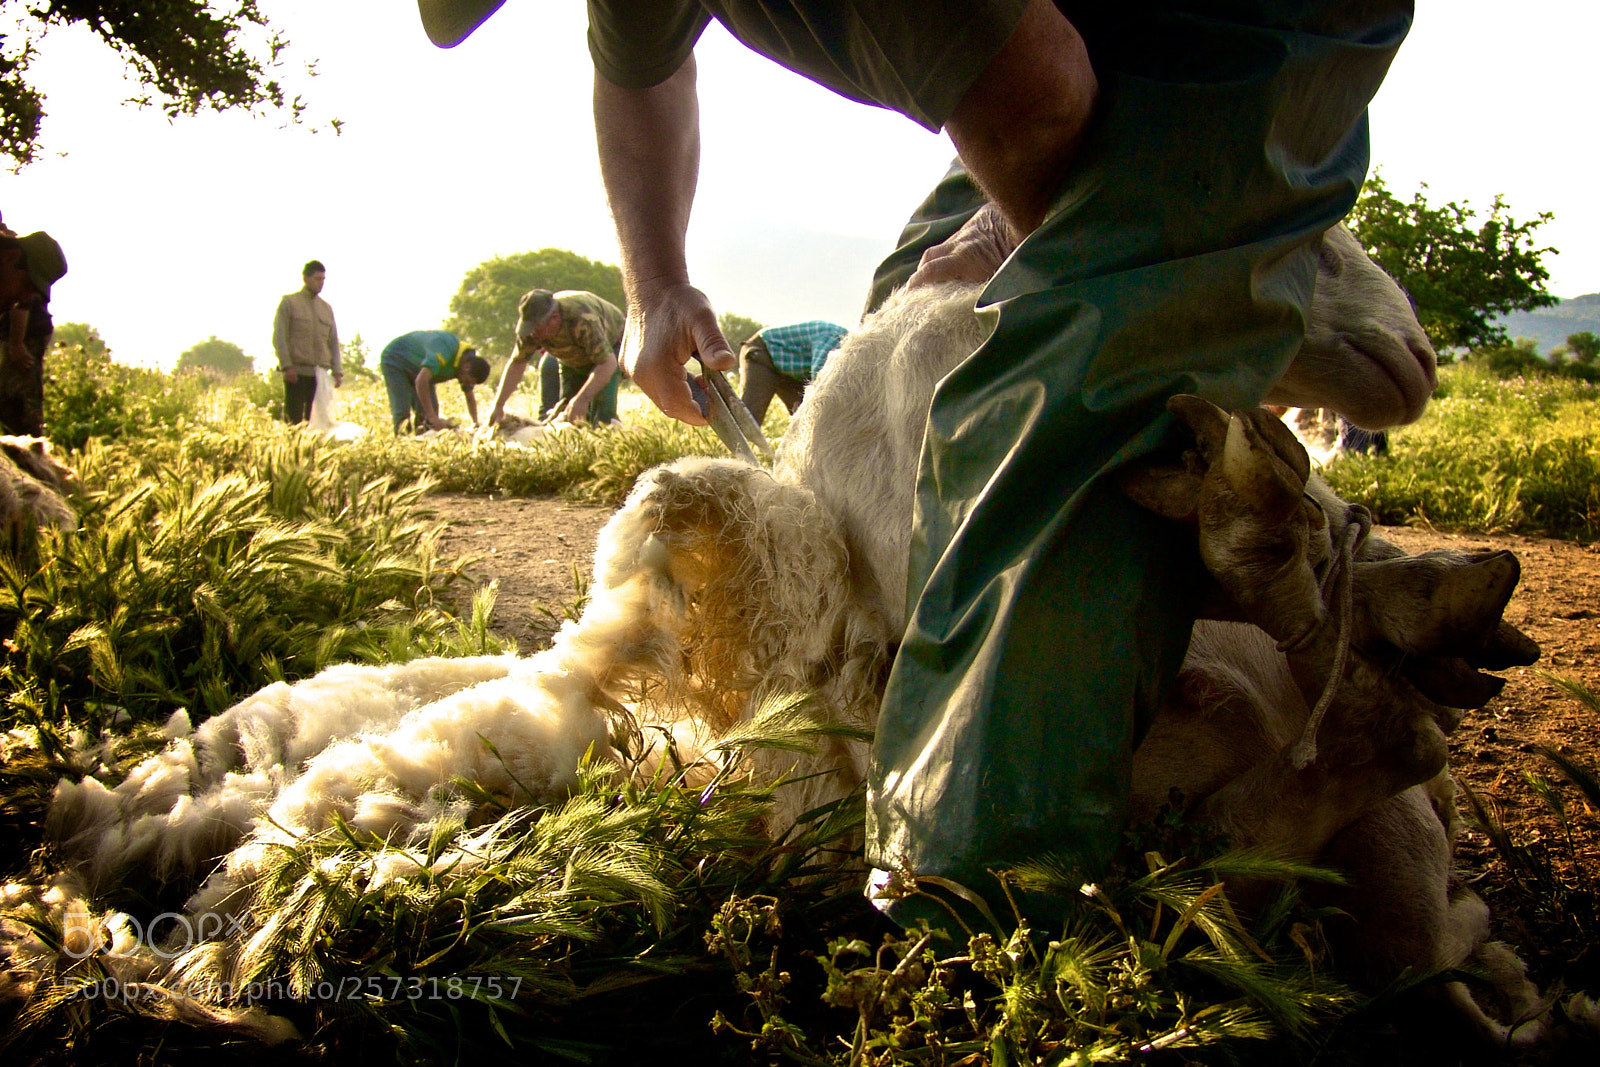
[1285,510,1370,768]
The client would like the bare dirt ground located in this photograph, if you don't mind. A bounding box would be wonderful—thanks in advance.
[426,493,617,651]
[427,491,1600,973]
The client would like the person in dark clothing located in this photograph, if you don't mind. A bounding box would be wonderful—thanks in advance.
[0,228,67,437]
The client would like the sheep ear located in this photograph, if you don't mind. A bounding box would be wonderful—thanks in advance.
[1218,412,1305,524]
[1120,465,1202,522]
[1468,619,1542,671]
[1402,656,1508,709]
[1356,550,1524,658]
[1244,406,1312,486]
[1166,395,1311,487]
[1125,395,1266,521]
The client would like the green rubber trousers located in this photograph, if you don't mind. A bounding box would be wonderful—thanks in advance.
[863,0,1413,925]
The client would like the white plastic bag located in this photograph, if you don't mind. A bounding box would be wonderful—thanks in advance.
[308,368,367,440]
[309,367,336,431]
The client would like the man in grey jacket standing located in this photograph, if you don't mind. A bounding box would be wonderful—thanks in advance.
[272,260,342,424]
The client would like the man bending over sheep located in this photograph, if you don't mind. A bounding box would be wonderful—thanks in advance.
[379,329,490,434]
[419,0,1421,922]
[487,288,625,427]
[739,319,848,422]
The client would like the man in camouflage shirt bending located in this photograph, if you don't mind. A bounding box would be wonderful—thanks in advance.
[488,288,624,426]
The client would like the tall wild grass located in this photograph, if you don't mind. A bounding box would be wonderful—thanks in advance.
[1322,362,1600,539]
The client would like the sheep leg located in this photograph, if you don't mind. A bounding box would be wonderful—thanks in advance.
[1127,395,1539,856]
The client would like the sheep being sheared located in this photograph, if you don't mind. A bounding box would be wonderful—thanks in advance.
[12,232,1537,1043]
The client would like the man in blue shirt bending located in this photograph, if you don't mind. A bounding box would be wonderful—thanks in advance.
[739,319,848,421]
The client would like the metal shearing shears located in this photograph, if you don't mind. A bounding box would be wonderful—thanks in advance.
[694,356,774,466]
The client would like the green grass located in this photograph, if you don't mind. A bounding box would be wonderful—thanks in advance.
[3,716,1371,1066]
[1459,674,1600,995]
[1321,362,1600,539]
[66,371,739,508]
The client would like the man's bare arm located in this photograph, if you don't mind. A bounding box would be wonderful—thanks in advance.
[414,367,449,430]
[489,356,530,424]
[594,55,733,426]
[567,354,619,423]
[943,0,1098,236]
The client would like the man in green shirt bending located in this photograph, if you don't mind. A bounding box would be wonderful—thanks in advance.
[379,329,491,434]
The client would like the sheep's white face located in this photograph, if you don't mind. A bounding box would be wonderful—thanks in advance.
[1266,224,1438,430]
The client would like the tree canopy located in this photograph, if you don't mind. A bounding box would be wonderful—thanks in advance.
[341,333,372,374]
[1567,331,1599,366]
[444,248,628,359]
[1345,174,1557,352]
[176,335,252,376]
[1,1,301,168]
[51,321,109,358]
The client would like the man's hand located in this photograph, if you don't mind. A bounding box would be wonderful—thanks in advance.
[565,397,590,424]
[908,202,1019,290]
[488,355,530,430]
[596,55,716,425]
[333,371,344,388]
[282,367,300,384]
[621,282,735,426]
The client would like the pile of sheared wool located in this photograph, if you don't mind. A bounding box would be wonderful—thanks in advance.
[51,654,610,906]
[0,652,614,1010]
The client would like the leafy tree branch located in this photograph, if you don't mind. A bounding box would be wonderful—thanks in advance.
[1,0,309,167]
[1347,173,1557,351]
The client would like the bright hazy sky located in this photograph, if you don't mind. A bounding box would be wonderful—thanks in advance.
[7,1,1598,370]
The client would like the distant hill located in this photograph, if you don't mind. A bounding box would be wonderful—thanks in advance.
[1495,293,1600,354]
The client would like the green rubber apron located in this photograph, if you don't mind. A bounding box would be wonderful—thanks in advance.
[864,0,1413,926]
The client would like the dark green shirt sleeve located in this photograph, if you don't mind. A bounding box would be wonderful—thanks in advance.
[587,0,713,92]
[587,0,1030,132]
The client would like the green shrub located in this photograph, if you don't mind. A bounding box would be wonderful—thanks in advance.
[236,370,285,416]
[0,434,505,734]
[44,340,211,450]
